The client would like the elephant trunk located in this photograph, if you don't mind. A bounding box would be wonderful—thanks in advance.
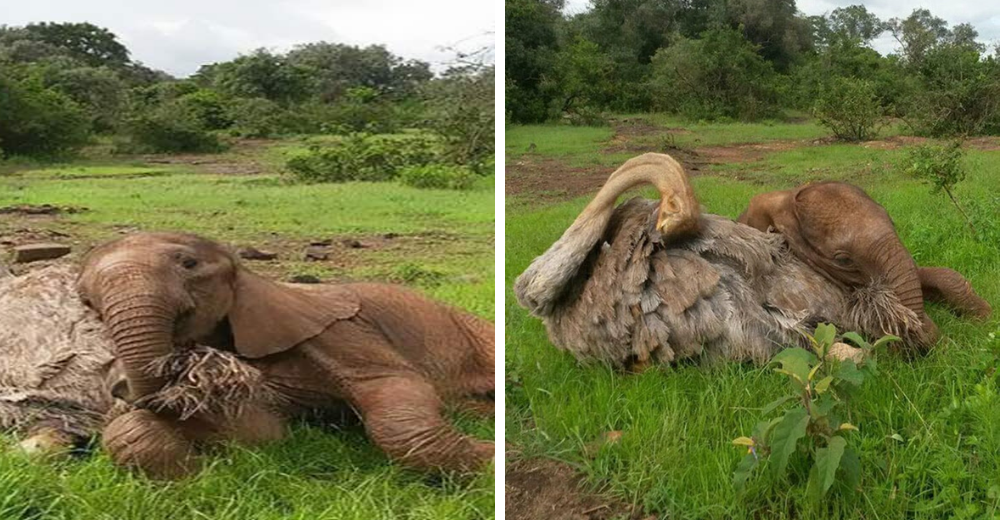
[873,233,936,344]
[99,269,181,400]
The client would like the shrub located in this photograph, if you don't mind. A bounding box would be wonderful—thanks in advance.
[424,67,495,173]
[814,77,886,141]
[398,164,476,190]
[226,97,287,138]
[119,101,223,153]
[286,133,440,183]
[734,324,899,500]
[649,28,782,121]
[176,89,233,130]
[902,141,976,233]
[0,73,91,157]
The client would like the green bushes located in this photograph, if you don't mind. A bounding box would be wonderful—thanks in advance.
[398,164,476,190]
[285,133,440,183]
[649,29,782,121]
[0,73,91,157]
[814,77,885,141]
[225,97,286,138]
[118,101,224,153]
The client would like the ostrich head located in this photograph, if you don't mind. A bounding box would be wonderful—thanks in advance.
[515,153,701,316]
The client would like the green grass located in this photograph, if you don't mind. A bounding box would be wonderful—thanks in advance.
[506,118,1000,519]
[504,125,615,166]
[0,139,495,520]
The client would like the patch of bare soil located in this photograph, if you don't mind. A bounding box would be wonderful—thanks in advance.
[0,204,87,216]
[857,135,1000,151]
[506,457,645,520]
[140,138,277,176]
[506,155,611,204]
[232,231,478,282]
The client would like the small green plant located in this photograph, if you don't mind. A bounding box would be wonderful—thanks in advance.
[902,140,975,234]
[398,164,476,190]
[732,324,899,500]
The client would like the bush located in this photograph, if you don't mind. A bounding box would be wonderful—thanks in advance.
[0,73,91,157]
[398,164,476,190]
[286,133,440,183]
[900,44,1000,137]
[119,101,223,153]
[176,89,233,130]
[814,77,886,141]
[649,28,782,121]
[424,67,495,173]
[226,97,287,138]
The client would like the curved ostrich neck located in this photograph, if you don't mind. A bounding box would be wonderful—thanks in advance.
[514,156,687,317]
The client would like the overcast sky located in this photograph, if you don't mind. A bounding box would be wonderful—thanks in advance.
[2,0,494,77]
[562,0,1000,55]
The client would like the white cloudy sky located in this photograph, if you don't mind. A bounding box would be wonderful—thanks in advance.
[562,0,1000,55]
[2,0,494,77]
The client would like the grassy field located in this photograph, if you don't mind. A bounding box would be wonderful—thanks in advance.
[506,117,1000,519]
[0,140,495,520]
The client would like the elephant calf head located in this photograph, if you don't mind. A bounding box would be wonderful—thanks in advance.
[76,232,357,401]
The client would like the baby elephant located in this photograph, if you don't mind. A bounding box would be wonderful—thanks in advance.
[739,181,991,349]
[77,232,495,478]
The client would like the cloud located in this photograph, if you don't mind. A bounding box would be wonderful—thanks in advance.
[3,0,494,77]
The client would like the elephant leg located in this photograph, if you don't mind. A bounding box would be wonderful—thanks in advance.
[102,409,201,480]
[919,267,993,319]
[351,375,494,473]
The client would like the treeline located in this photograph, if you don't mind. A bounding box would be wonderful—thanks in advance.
[506,0,1000,139]
[0,21,494,174]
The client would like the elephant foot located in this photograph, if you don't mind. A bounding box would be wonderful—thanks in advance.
[18,426,77,456]
[102,409,201,480]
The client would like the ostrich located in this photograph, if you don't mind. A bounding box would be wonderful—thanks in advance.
[514,153,921,368]
[0,263,275,456]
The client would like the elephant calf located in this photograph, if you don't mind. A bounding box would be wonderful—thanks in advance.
[77,232,495,477]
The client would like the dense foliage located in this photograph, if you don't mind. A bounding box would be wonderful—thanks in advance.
[506,1,1000,137]
[0,22,495,167]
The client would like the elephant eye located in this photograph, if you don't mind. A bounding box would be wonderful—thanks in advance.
[834,253,852,266]
[181,257,199,269]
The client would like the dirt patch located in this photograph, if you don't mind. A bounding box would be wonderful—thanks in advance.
[506,155,612,204]
[0,204,87,216]
[140,138,277,176]
[506,457,645,520]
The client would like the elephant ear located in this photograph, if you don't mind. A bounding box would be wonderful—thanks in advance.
[228,270,360,358]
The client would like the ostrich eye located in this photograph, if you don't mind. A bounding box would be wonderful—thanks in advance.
[181,257,199,269]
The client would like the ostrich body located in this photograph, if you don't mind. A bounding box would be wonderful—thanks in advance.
[514,154,920,367]
[0,264,114,440]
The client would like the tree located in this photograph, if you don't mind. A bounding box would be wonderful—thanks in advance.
[196,49,312,104]
[23,22,130,69]
[286,43,431,101]
[506,0,564,122]
[649,28,781,121]
[828,5,884,45]
[887,9,950,66]
[0,72,91,156]
[724,0,812,71]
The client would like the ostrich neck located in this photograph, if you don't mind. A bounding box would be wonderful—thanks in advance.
[514,157,687,316]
